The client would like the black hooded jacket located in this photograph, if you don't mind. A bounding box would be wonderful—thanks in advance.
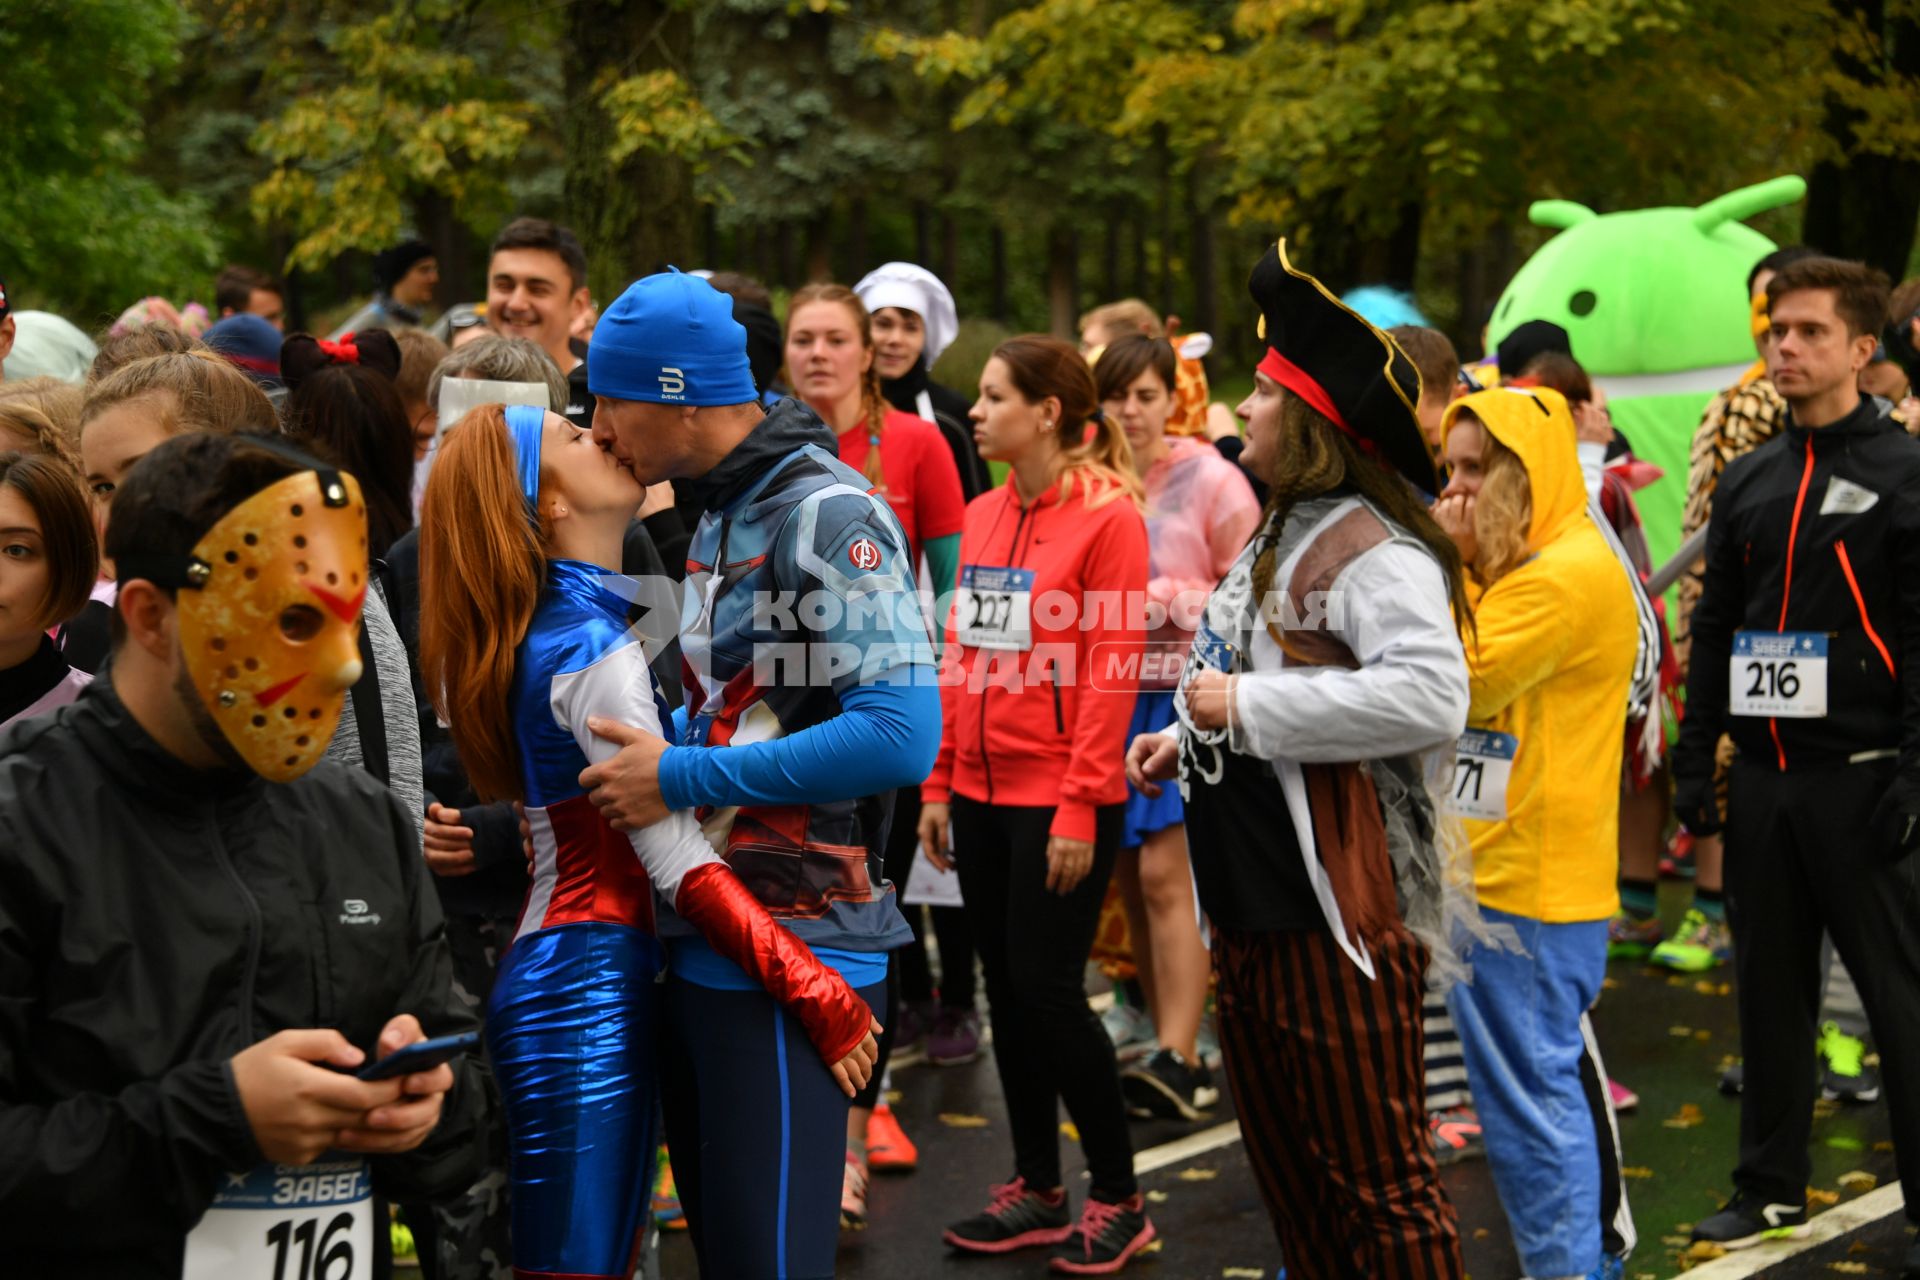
[882,362,992,501]
[1679,396,1920,779]
[0,677,485,1276]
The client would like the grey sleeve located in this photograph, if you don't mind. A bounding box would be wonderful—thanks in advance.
[325,584,426,846]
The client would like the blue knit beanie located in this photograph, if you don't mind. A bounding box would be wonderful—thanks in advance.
[588,268,756,407]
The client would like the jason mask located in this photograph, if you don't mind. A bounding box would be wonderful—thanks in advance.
[169,467,369,781]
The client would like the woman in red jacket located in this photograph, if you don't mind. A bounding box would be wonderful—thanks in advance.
[919,335,1155,1275]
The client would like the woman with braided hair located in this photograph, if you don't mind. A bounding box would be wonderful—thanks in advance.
[785,281,969,1226]
[1128,242,1474,1279]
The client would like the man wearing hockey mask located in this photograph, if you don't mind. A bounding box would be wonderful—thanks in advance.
[0,431,483,1278]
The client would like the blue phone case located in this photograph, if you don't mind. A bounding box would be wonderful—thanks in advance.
[356,1030,481,1081]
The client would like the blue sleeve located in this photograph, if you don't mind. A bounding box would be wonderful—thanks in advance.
[657,670,940,810]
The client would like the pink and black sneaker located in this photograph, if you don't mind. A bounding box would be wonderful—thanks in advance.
[943,1177,1073,1254]
[1050,1194,1156,1274]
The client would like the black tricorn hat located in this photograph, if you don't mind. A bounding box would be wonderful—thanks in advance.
[1249,240,1438,494]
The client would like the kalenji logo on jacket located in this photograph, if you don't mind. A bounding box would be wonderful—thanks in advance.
[339,899,382,925]
[1820,477,1879,516]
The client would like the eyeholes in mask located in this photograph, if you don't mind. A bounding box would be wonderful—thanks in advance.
[278,604,325,643]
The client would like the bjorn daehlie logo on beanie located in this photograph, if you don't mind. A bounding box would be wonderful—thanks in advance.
[658,367,687,400]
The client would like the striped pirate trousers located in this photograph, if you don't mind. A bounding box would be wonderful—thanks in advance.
[1213,924,1464,1280]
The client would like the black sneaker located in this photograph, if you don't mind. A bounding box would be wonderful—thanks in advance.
[943,1177,1073,1254]
[1049,1195,1155,1274]
[1121,1048,1219,1121]
[1692,1193,1808,1249]
[1818,1022,1882,1104]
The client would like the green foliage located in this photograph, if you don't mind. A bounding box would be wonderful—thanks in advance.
[602,69,747,171]
[0,0,219,317]
[248,1,535,272]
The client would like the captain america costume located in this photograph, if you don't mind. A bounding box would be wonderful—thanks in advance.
[477,405,874,1280]
[647,400,943,1278]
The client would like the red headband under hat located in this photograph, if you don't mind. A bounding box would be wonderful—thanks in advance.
[1248,241,1437,493]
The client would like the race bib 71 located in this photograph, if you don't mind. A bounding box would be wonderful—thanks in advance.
[1446,729,1518,822]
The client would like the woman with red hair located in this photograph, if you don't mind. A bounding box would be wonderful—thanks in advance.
[417,403,879,1279]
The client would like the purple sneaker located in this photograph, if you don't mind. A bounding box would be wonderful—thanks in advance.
[893,999,934,1060]
[927,1007,983,1066]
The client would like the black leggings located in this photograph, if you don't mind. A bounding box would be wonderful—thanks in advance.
[951,795,1137,1201]
[884,785,978,1010]
[852,961,898,1111]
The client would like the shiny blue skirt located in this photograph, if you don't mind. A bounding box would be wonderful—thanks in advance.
[486,922,664,1279]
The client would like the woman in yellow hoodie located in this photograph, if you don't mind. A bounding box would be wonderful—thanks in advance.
[1431,385,1637,1280]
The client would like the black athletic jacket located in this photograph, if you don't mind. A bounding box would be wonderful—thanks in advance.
[1678,397,1920,778]
[0,677,485,1277]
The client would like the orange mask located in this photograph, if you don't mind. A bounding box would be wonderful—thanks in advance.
[174,469,369,781]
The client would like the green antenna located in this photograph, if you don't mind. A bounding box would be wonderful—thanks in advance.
[1530,200,1598,230]
[1692,175,1808,234]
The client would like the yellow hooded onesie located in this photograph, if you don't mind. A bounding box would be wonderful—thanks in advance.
[1443,386,1637,923]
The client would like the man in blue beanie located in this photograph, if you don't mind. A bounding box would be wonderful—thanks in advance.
[582,268,940,1277]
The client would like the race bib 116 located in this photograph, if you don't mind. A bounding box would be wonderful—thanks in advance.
[182,1158,371,1280]
[1730,631,1828,719]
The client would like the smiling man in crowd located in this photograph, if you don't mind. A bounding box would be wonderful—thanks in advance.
[486,217,596,429]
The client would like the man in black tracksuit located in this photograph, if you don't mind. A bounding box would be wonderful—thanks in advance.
[0,434,485,1277]
[1677,257,1920,1271]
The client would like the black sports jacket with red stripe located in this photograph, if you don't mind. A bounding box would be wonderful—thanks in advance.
[1678,396,1920,777]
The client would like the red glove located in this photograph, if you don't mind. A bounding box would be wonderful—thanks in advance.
[673,862,873,1064]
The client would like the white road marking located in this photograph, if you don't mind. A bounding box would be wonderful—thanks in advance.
[1132,1121,1244,1177]
[1678,1184,1906,1279]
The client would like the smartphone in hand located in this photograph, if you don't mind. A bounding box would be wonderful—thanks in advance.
[355,1031,480,1082]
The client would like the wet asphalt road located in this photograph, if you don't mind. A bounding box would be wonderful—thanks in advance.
[652,884,1904,1279]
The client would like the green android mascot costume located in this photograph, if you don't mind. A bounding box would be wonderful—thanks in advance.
[1485,175,1807,574]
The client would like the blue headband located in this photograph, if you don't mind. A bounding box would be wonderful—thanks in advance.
[503,404,544,520]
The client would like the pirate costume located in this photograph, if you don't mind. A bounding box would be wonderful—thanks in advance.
[1173,242,1473,1279]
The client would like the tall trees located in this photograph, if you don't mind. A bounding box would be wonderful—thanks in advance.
[2,0,218,318]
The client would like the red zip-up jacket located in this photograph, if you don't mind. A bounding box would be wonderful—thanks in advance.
[922,470,1149,842]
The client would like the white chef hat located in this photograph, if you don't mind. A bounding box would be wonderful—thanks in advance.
[853,262,960,371]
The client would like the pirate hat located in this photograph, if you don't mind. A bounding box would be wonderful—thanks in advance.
[1250,241,1438,493]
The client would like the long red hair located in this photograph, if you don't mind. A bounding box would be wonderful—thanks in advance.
[418,404,547,802]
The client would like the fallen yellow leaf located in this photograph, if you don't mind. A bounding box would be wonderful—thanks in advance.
[1059,1122,1080,1141]
[1826,1262,1869,1274]
[1807,1187,1841,1206]
[1663,1103,1706,1130]
[938,1113,989,1128]
[1837,1170,1877,1192]
[1222,1270,1264,1278]
[1177,1167,1218,1182]
[1621,1166,1654,1179]
[1684,1240,1729,1261]
[1146,1190,1169,1203]
[1669,1025,1695,1037]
